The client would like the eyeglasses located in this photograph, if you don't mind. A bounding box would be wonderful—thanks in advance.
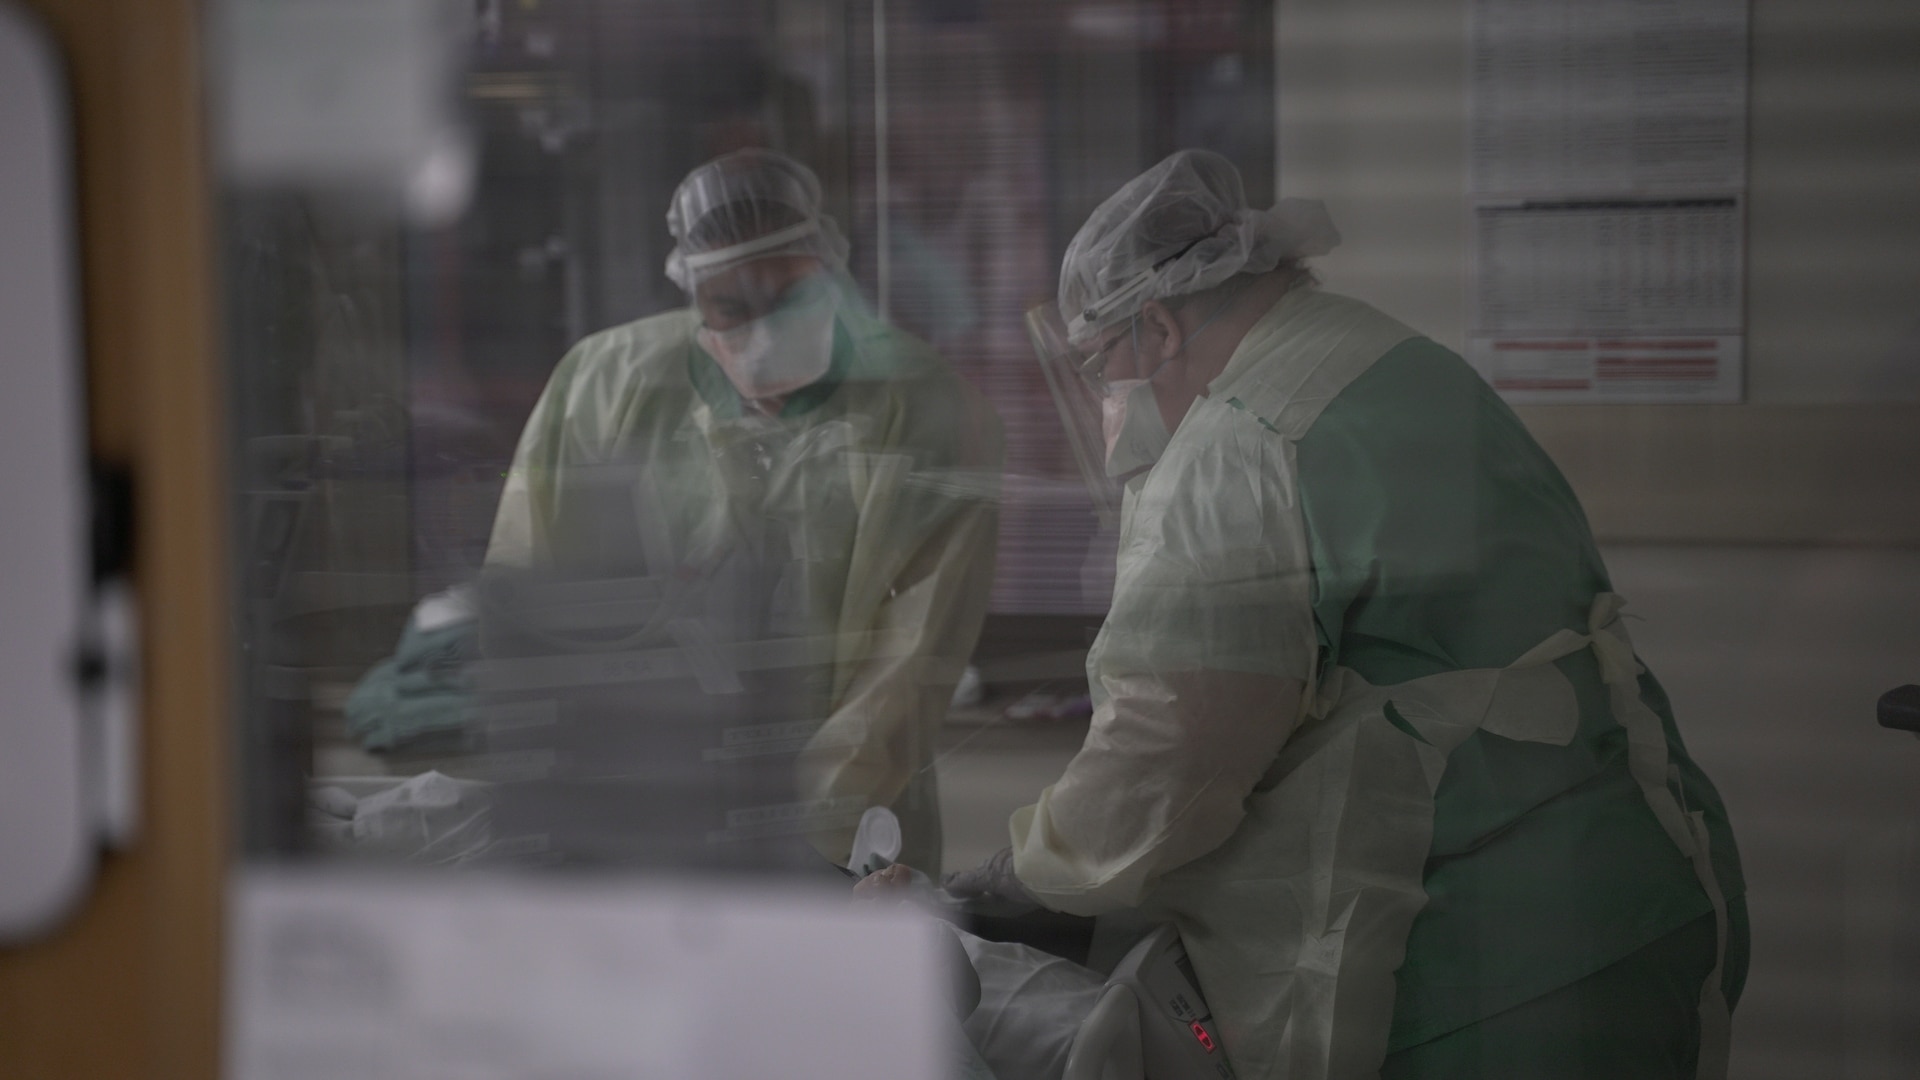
[1076,318,1156,397]
[1074,277,1251,395]
[1074,326,1128,396]
[698,268,830,332]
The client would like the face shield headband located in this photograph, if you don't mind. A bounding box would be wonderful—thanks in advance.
[677,220,822,275]
[1065,233,1215,345]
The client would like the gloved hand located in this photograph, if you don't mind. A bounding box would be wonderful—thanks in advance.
[942,847,1040,913]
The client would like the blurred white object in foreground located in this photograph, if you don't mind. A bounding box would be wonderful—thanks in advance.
[227,867,949,1080]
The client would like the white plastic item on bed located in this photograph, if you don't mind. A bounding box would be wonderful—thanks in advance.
[849,804,904,876]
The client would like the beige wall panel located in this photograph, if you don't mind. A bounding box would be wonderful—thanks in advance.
[1278,0,1920,541]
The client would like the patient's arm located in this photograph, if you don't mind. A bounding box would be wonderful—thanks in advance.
[853,863,917,894]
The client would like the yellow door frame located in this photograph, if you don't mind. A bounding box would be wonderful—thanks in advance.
[0,1,227,1077]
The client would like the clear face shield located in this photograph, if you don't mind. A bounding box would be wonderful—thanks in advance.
[1024,302,1124,524]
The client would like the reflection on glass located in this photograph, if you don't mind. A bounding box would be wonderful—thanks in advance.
[216,2,1920,1077]
[226,0,1280,873]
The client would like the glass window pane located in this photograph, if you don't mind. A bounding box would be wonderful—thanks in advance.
[211,2,1920,1075]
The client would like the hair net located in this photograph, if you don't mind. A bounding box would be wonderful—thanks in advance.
[1058,149,1341,345]
[664,148,851,292]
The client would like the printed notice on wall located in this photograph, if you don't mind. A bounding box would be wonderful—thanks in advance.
[1467,0,1748,403]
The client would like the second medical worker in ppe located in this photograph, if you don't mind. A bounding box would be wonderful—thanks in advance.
[487,149,1002,869]
[949,150,1747,1079]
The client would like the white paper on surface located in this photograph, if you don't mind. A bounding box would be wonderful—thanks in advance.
[1467,0,1749,403]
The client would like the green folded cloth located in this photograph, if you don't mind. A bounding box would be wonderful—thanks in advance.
[344,614,475,753]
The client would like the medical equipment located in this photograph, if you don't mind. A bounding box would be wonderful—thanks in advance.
[848,804,904,876]
[1063,924,1235,1080]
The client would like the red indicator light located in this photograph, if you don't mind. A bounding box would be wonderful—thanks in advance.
[1190,1020,1216,1052]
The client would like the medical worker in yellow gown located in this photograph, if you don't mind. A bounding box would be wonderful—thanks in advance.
[487,149,1002,870]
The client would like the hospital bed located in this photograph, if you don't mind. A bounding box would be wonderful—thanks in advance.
[306,776,1236,1080]
[845,809,1234,1080]
[312,544,1241,1077]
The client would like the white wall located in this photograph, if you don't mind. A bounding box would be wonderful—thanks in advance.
[1610,546,1920,1080]
[1274,0,1920,545]
[1744,1,1920,403]
[1276,0,1920,404]
[1278,3,1476,355]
